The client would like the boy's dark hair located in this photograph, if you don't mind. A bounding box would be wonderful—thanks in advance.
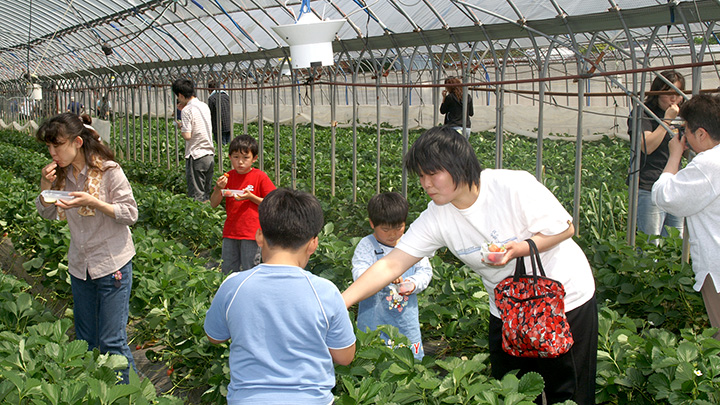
[208,79,219,90]
[171,78,195,98]
[367,192,408,227]
[679,94,720,142]
[229,134,259,157]
[404,126,482,190]
[645,70,685,107]
[259,188,324,250]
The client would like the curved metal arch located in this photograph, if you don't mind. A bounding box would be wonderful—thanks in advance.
[159,4,216,57]
[125,8,185,61]
[188,3,239,54]
[110,20,165,62]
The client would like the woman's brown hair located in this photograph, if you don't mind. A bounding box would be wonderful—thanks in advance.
[36,112,115,188]
[645,70,685,108]
[444,76,463,100]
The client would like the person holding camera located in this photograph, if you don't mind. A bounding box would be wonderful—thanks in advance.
[652,94,720,339]
[628,70,686,239]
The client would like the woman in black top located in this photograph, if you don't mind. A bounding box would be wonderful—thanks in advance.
[628,70,685,238]
[440,76,474,138]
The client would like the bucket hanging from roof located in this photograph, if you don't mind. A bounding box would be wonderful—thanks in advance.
[271,0,345,69]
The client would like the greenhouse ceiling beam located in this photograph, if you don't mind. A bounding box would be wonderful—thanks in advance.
[44,0,720,80]
[0,0,169,52]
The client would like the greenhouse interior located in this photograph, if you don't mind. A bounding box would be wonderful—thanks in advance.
[1,0,720,404]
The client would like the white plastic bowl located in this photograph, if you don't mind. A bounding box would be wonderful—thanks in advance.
[41,190,75,203]
[221,189,246,198]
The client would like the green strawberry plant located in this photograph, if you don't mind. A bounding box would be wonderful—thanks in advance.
[2,124,720,404]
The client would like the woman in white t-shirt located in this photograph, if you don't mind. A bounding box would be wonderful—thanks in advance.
[342,126,597,405]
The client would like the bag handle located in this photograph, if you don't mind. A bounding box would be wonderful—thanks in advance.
[512,238,547,281]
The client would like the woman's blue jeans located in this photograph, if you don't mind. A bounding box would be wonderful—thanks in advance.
[637,189,683,238]
[71,260,136,383]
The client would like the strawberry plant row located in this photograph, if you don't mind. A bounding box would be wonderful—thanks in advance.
[3,126,720,403]
[0,272,183,404]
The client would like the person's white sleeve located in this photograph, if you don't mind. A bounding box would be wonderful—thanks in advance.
[396,205,444,259]
[514,172,572,236]
[652,165,717,217]
[405,257,433,293]
[351,237,376,281]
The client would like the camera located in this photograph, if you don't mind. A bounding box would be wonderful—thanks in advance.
[669,118,685,139]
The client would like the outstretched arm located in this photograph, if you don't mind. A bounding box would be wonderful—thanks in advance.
[342,248,421,308]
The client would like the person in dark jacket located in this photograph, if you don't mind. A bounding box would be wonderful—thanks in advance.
[208,80,232,145]
[440,76,474,138]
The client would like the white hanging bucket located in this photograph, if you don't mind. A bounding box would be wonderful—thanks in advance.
[271,13,345,69]
[27,83,42,100]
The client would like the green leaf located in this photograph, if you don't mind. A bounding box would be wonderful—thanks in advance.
[2,369,24,391]
[676,342,698,363]
[60,382,88,404]
[22,257,43,271]
[516,371,544,396]
[43,342,61,360]
[107,384,141,403]
[40,381,60,405]
[387,363,408,375]
[64,340,89,362]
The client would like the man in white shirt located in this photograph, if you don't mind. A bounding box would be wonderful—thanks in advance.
[653,94,720,339]
[172,78,215,202]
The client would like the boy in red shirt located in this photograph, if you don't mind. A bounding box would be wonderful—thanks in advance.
[210,135,276,273]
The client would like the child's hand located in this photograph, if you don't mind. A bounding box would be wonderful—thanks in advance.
[397,280,416,295]
[216,175,229,189]
[391,277,403,284]
[234,189,254,201]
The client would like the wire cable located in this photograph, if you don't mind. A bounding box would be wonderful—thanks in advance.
[31,0,76,76]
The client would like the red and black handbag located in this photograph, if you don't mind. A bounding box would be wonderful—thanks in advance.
[494,239,574,358]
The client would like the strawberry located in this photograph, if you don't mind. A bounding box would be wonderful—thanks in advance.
[488,243,505,252]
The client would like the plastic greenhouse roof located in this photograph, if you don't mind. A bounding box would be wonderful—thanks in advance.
[1,0,719,80]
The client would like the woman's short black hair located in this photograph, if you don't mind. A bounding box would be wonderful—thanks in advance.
[404,126,482,190]
[259,188,324,250]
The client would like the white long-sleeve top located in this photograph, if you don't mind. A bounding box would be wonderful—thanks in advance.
[653,144,720,292]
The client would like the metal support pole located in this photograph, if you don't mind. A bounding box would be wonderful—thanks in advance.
[573,79,585,236]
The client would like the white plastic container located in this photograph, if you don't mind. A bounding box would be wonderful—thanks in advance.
[481,243,506,264]
[221,189,246,198]
[396,281,415,294]
[41,190,75,203]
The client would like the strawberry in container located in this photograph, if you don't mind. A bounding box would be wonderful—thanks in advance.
[482,242,507,264]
